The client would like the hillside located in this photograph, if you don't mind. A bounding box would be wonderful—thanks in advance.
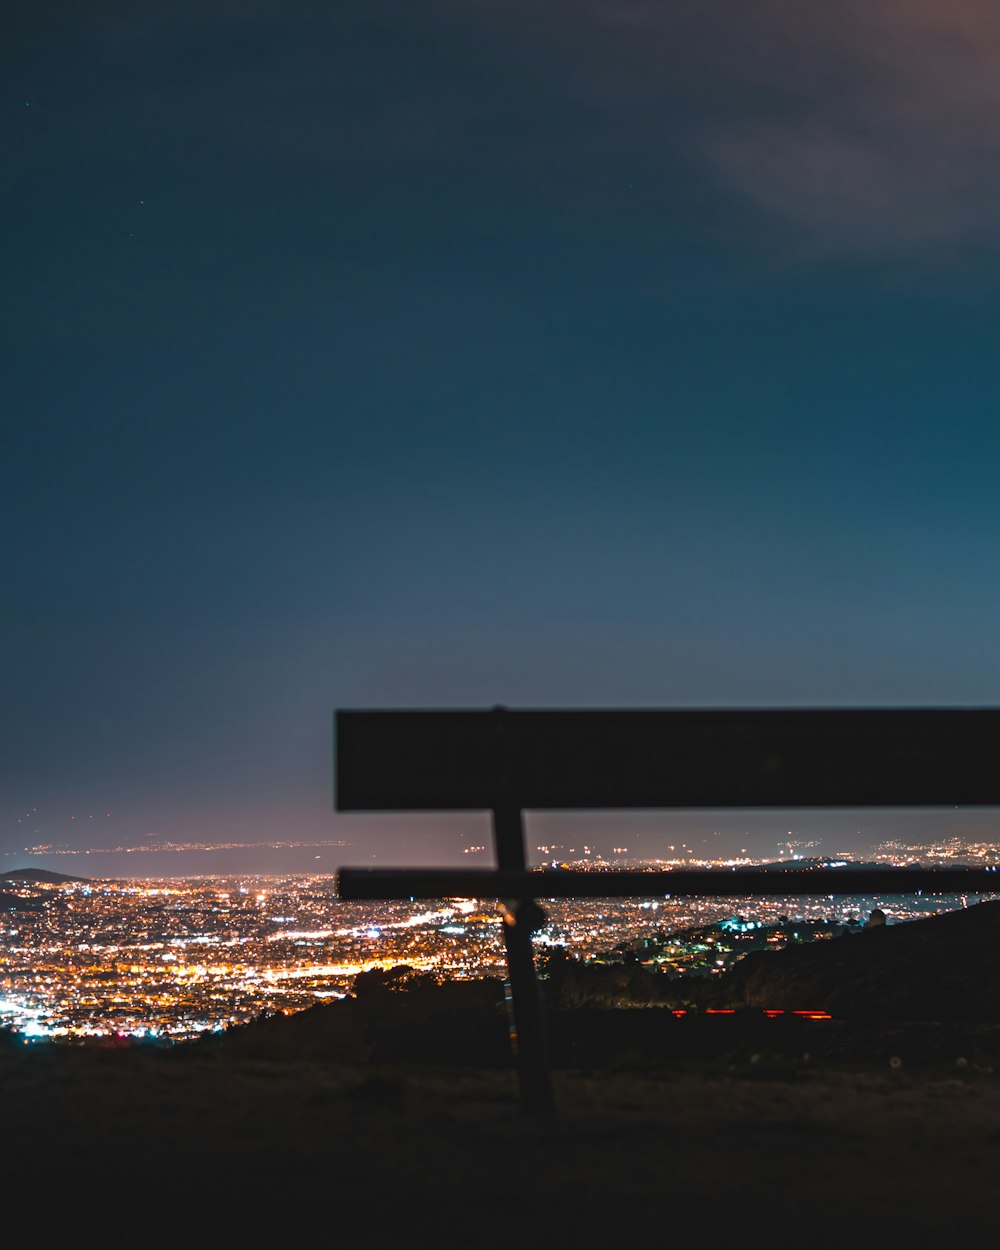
[709,897,1000,1022]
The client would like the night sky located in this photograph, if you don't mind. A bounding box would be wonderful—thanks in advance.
[6,2,1000,876]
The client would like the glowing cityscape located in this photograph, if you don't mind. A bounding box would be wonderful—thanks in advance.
[3,835,997,1042]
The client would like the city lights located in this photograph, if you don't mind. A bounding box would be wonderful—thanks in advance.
[2,849,992,1042]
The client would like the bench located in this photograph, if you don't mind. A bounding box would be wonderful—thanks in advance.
[335,707,1000,1111]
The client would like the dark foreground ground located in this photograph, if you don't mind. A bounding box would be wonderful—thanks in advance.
[4,1012,1000,1245]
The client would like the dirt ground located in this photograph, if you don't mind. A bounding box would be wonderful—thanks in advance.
[3,1038,1000,1244]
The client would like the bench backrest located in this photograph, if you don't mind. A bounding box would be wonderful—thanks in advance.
[335,707,1000,812]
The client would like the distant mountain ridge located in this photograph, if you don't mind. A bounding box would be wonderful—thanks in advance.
[0,867,89,885]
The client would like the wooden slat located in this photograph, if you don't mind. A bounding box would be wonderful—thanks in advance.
[336,866,1000,900]
[335,708,1000,811]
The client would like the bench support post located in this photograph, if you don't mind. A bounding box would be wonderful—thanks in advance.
[494,805,554,1114]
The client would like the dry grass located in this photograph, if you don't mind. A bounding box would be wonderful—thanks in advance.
[3,1038,1000,1243]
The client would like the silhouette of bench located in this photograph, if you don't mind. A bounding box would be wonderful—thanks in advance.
[335,707,1000,1112]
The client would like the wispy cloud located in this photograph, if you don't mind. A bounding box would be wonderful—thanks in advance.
[597,0,1000,248]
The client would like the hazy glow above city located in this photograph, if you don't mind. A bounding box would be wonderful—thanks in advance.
[6,809,1000,880]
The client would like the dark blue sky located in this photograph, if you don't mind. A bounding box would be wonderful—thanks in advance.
[5,2,1000,874]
